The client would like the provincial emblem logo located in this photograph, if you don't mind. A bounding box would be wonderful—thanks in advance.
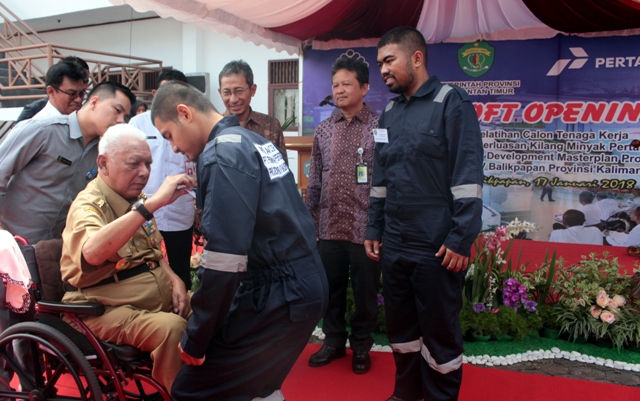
[458,41,494,78]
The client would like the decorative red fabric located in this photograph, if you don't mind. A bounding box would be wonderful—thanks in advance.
[271,0,424,42]
[523,0,640,33]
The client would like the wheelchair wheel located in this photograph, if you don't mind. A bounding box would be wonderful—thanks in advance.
[0,321,103,400]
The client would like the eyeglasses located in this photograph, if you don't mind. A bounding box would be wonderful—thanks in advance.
[221,87,250,99]
[53,86,86,100]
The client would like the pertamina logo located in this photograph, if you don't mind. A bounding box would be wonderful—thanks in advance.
[546,47,588,76]
[458,41,494,78]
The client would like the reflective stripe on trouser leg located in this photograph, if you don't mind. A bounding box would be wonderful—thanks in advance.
[390,339,422,354]
[252,390,284,401]
[392,339,463,374]
[421,344,462,374]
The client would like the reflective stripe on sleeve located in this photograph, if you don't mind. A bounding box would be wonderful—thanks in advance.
[451,184,482,200]
[421,344,462,374]
[215,134,242,143]
[370,186,387,198]
[390,339,422,354]
[434,85,453,103]
[201,250,247,273]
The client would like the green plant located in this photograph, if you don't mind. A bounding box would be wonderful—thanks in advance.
[552,253,640,349]
[495,307,529,339]
[460,304,500,337]
[281,113,297,131]
[538,304,562,330]
[522,308,544,334]
[524,250,560,306]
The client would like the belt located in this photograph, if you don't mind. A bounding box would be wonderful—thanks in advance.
[63,263,153,292]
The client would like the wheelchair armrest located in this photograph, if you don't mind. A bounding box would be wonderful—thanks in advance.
[36,300,105,316]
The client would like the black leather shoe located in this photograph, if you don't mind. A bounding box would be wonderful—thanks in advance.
[352,350,371,374]
[308,345,346,367]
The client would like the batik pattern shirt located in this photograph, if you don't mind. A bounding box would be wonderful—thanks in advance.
[305,105,378,244]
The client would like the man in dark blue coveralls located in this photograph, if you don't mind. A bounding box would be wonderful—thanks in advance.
[364,27,484,401]
[151,81,328,401]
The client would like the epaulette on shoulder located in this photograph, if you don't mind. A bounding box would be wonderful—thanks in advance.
[84,197,107,216]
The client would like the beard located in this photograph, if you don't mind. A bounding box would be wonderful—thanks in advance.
[385,61,415,95]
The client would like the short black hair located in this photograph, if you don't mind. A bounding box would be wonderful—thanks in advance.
[156,69,188,89]
[152,81,216,124]
[45,60,86,87]
[331,56,369,87]
[219,60,254,87]
[377,26,428,65]
[61,56,89,71]
[563,209,586,227]
[579,191,595,204]
[85,81,136,108]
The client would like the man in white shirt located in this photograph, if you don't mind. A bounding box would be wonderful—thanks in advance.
[605,206,640,247]
[129,69,195,290]
[549,209,603,245]
[578,191,602,228]
[32,60,87,120]
[596,192,620,221]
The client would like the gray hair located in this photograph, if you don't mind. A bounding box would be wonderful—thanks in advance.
[99,124,147,155]
[219,60,254,87]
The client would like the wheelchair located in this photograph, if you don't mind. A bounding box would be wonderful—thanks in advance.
[0,237,170,401]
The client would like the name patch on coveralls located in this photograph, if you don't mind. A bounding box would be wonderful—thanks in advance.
[254,142,290,180]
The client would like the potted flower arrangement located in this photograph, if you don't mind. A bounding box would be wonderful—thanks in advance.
[461,219,538,341]
[495,277,540,340]
[553,253,639,349]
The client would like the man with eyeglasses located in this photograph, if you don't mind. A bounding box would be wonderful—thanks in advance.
[218,60,288,163]
[16,57,91,123]
[0,81,135,244]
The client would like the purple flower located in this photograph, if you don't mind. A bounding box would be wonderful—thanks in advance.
[472,303,486,313]
[524,300,537,313]
[377,294,384,307]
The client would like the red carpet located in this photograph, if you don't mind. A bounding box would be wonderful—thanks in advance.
[282,344,640,401]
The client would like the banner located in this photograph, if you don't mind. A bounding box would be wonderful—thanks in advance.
[302,35,640,241]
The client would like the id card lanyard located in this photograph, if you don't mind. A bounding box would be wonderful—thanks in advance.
[356,147,368,185]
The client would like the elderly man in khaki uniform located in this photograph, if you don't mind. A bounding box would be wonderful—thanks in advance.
[60,124,195,392]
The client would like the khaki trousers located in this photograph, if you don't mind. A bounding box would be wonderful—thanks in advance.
[62,267,187,392]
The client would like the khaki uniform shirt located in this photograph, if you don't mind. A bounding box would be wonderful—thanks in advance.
[60,175,164,289]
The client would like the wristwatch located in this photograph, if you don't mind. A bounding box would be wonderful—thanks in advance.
[132,198,154,221]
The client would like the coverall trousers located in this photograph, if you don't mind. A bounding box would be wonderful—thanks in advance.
[382,244,465,401]
[172,253,328,401]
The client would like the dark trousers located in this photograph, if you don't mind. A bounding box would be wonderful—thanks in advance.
[318,239,381,352]
[382,244,465,401]
[540,187,554,201]
[160,227,193,291]
[171,253,328,401]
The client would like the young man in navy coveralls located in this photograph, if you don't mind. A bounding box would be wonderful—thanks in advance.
[365,27,484,401]
[151,81,328,401]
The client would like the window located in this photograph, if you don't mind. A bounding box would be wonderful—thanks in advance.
[268,59,299,131]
